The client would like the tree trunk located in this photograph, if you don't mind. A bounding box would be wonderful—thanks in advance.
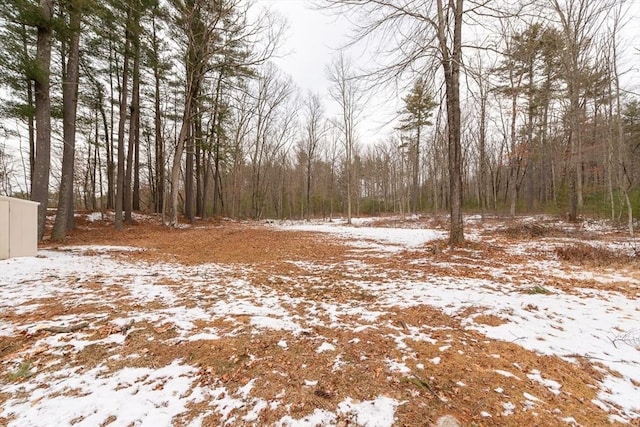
[437,0,464,246]
[412,126,420,214]
[124,6,140,224]
[52,3,81,241]
[20,23,36,189]
[151,13,164,215]
[168,74,198,226]
[115,8,132,230]
[31,0,55,240]
[184,117,195,223]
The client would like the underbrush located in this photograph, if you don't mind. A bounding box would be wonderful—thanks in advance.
[501,223,565,239]
[555,243,636,266]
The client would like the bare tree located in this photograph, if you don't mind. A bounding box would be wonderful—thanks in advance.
[300,92,326,220]
[327,52,363,225]
[322,0,469,244]
[549,0,614,221]
[249,64,295,219]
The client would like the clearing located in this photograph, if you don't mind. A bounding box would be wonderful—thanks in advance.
[1,213,639,426]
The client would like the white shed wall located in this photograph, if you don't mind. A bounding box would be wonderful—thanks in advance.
[0,196,39,260]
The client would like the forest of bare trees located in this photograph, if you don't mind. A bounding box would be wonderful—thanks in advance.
[0,0,638,244]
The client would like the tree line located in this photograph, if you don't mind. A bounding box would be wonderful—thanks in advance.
[0,0,638,245]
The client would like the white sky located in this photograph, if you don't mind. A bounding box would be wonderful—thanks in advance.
[258,0,640,146]
[255,0,401,145]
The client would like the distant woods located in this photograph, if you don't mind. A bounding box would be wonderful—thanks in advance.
[0,0,638,243]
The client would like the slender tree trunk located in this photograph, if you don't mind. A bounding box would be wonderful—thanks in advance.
[154,67,163,215]
[478,85,487,214]
[168,74,198,226]
[125,6,140,223]
[97,86,113,210]
[133,107,140,211]
[150,12,164,215]
[115,8,132,230]
[20,24,36,189]
[52,3,81,241]
[412,126,420,214]
[184,111,196,223]
[184,114,194,223]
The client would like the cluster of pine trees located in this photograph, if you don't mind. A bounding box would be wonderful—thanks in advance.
[0,0,638,244]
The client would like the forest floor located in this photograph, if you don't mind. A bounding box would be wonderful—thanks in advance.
[0,212,639,426]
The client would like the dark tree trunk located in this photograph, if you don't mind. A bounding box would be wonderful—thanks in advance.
[52,3,81,241]
[437,0,464,246]
[31,0,55,240]
[115,8,132,230]
[185,119,195,223]
[125,23,140,224]
[411,126,420,214]
[21,24,36,187]
[152,13,164,215]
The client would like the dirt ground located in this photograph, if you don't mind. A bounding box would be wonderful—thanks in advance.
[2,213,639,426]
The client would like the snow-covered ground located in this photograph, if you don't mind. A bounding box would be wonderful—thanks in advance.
[1,216,639,426]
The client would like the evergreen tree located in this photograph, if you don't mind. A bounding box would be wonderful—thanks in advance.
[398,78,436,213]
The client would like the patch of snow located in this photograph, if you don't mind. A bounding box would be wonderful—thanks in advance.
[528,370,562,395]
[316,342,336,353]
[502,402,516,416]
[277,221,445,250]
[337,396,403,427]
[332,354,347,372]
[523,392,542,402]
[1,360,201,427]
[385,358,411,373]
[277,408,336,427]
[495,369,521,380]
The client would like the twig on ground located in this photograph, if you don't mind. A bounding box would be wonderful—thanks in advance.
[609,329,640,350]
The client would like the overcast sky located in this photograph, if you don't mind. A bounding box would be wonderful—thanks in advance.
[257,0,640,145]
[255,0,400,145]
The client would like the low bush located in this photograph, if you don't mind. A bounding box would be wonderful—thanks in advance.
[555,243,634,266]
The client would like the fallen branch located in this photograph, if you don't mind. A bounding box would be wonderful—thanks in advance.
[609,329,640,350]
[42,321,89,334]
